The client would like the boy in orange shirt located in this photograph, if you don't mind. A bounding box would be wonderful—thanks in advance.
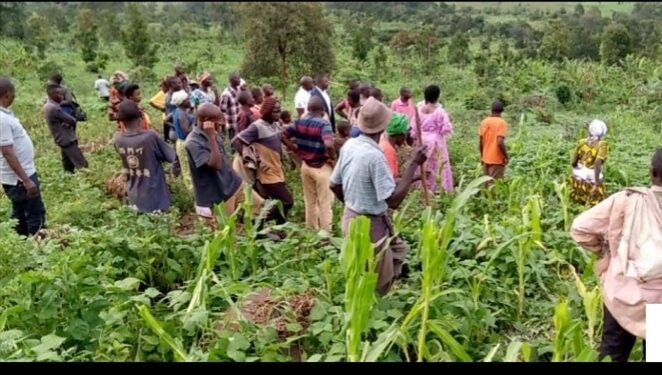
[479,100,509,180]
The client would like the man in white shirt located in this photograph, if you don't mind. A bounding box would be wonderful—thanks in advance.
[294,76,314,118]
[94,74,110,102]
[0,77,47,236]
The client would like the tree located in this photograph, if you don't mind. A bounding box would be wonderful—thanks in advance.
[26,13,51,58]
[447,32,470,65]
[574,3,585,16]
[0,2,26,38]
[238,3,335,98]
[120,3,159,69]
[74,9,100,69]
[538,21,569,61]
[98,9,117,44]
[600,23,632,66]
[351,19,375,62]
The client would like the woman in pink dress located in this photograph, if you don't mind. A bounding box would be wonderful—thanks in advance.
[411,85,454,193]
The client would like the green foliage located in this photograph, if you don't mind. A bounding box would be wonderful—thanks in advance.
[26,13,50,58]
[120,3,159,69]
[600,23,632,66]
[448,33,470,65]
[0,2,26,38]
[74,9,100,72]
[555,84,573,106]
[238,3,335,95]
[351,20,375,62]
[539,21,569,61]
[36,61,63,82]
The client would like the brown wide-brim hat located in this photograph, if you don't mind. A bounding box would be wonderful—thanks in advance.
[358,97,392,134]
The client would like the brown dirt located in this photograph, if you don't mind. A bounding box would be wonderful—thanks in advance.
[105,172,126,200]
[216,288,316,340]
[79,139,111,153]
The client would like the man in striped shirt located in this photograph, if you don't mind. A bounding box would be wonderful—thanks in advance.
[283,96,336,232]
[219,72,241,150]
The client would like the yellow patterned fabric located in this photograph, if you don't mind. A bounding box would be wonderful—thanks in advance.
[570,139,608,206]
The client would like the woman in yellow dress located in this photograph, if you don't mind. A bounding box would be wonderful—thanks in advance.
[570,119,608,206]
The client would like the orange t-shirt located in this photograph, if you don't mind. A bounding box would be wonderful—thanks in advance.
[479,116,508,165]
[379,136,398,178]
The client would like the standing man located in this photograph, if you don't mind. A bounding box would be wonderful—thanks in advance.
[479,100,509,181]
[44,84,88,173]
[94,74,111,102]
[186,103,263,219]
[262,84,275,99]
[294,76,314,118]
[0,77,46,236]
[283,96,336,232]
[570,148,662,362]
[219,72,241,145]
[48,73,76,116]
[113,100,176,213]
[329,97,427,295]
[119,84,151,131]
[310,74,335,132]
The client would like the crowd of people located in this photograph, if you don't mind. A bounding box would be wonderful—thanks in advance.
[0,63,661,362]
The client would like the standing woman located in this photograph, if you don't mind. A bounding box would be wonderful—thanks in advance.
[233,97,294,225]
[571,119,608,206]
[411,85,454,193]
[108,71,129,124]
[170,90,195,191]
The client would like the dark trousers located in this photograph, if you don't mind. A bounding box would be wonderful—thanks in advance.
[60,141,88,173]
[261,182,293,225]
[2,173,47,236]
[599,305,646,362]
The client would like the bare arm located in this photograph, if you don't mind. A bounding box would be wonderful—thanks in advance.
[497,136,508,162]
[296,107,305,118]
[594,159,603,184]
[1,145,38,197]
[324,139,336,161]
[570,193,617,253]
[204,126,223,170]
[330,182,344,203]
[385,161,418,210]
[281,134,298,154]
[335,102,347,119]
[479,136,484,160]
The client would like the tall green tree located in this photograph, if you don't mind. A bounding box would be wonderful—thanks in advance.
[600,23,632,66]
[98,9,118,44]
[26,13,51,58]
[238,2,335,98]
[351,19,375,62]
[539,21,570,62]
[74,9,100,66]
[120,3,159,69]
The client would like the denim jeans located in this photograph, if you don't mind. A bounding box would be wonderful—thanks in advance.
[2,173,47,236]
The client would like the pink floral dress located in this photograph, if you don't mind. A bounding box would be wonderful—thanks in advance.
[411,104,454,193]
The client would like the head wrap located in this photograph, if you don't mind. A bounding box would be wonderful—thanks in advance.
[260,96,278,118]
[110,71,129,86]
[171,90,189,107]
[386,113,410,136]
[588,119,607,143]
[198,71,212,85]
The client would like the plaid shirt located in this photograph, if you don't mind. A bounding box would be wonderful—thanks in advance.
[220,86,239,131]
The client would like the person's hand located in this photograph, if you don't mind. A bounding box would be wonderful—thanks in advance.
[203,121,216,137]
[409,145,428,166]
[413,171,431,182]
[23,179,39,199]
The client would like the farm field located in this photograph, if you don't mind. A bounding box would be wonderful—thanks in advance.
[0,2,661,362]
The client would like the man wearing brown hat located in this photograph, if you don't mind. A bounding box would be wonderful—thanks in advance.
[330,97,428,295]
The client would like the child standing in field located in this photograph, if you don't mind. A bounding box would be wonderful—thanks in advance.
[113,100,175,213]
[479,100,509,182]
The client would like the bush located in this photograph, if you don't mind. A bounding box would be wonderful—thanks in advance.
[464,90,489,110]
[128,66,158,86]
[555,84,573,106]
[37,60,63,82]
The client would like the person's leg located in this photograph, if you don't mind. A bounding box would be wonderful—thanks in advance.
[61,142,89,171]
[315,164,334,231]
[2,182,29,236]
[24,173,47,235]
[61,146,75,173]
[262,182,293,224]
[301,163,319,229]
[222,184,244,218]
[599,305,637,362]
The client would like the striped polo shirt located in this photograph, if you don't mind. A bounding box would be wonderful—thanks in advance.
[285,115,334,168]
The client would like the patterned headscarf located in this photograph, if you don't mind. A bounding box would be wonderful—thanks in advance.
[110,71,129,86]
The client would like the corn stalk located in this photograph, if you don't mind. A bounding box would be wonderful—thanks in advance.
[342,216,378,362]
